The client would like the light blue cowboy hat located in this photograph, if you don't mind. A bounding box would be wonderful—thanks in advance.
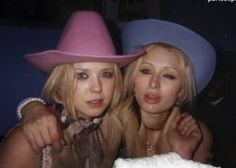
[121,19,216,93]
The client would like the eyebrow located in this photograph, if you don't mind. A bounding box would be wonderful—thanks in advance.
[141,61,179,71]
[74,68,114,71]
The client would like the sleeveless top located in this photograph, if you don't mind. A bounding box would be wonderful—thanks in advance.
[41,104,106,168]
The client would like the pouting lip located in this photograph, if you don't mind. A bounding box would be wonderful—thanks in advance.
[86,99,104,107]
[87,98,103,103]
[144,94,161,104]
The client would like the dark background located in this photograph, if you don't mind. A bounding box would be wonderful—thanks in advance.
[0,0,235,167]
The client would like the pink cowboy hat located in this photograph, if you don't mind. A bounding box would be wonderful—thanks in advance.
[25,11,144,73]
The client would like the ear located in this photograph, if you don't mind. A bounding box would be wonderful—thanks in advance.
[175,88,184,106]
[177,88,184,99]
[133,83,136,93]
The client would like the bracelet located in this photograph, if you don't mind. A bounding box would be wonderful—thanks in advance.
[17,97,46,119]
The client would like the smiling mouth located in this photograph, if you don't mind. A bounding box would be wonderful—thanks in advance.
[144,94,160,104]
[87,99,103,108]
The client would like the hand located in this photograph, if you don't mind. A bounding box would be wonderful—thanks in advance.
[20,102,65,152]
[168,110,202,160]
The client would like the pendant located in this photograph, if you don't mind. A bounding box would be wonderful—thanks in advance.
[146,141,154,152]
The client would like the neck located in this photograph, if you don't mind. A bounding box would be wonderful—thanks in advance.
[140,110,170,130]
[139,111,170,156]
[140,124,161,156]
[139,106,181,156]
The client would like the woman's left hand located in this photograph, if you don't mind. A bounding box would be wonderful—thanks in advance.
[168,112,203,160]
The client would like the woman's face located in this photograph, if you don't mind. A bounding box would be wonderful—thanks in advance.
[133,46,183,115]
[73,62,116,119]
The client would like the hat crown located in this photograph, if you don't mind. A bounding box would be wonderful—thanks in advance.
[57,11,116,56]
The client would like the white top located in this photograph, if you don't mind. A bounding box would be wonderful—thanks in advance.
[113,152,220,168]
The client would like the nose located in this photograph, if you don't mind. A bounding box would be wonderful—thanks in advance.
[89,76,102,93]
[149,74,160,89]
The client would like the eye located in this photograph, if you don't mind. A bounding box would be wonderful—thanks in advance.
[75,72,88,80]
[163,73,176,80]
[102,71,114,78]
[140,68,152,75]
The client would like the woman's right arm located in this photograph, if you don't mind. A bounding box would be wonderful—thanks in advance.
[0,125,41,168]
[20,101,64,152]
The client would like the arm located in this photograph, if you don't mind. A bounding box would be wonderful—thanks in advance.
[168,111,203,161]
[193,121,212,163]
[0,125,41,168]
[20,100,64,152]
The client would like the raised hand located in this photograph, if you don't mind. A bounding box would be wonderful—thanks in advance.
[168,109,202,160]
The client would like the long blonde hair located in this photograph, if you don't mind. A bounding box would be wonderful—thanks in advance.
[119,42,196,157]
[42,62,124,159]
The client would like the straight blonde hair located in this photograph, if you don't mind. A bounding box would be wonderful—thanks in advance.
[119,42,196,157]
[42,62,124,159]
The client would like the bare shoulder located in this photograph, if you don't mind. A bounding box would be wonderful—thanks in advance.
[1,125,29,152]
[0,125,41,168]
[193,121,213,163]
[2,125,24,145]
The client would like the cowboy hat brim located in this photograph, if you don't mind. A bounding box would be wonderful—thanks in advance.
[25,48,145,73]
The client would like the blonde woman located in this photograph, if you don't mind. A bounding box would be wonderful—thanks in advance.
[118,42,212,162]
[0,11,143,168]
[118,19,215,163]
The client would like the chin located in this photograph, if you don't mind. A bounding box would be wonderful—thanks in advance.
[88,110,106,118]
[142,104,161,113]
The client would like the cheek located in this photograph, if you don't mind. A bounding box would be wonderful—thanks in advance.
[78,81,89,90]
[133,77,147,93]
[162,83,182,100]
[133,80,146,103]
[104,80,116,97]
[73,82,90,103]
[73,87,84,103]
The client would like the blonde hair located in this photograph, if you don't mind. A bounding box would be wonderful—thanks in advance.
[120,42,197,157]
[42,62,124,159]
[43,63,123,120]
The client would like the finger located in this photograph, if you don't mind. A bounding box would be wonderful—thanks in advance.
[24,131,41,153]
[47,115,65,150]
[181,121,197,136]
[36,130,49,149]
[178,113,194,130]
[41,126,53,145]
[50,125,63,151]
[167,107,181,131]
[185,122,201,137]
[29,130,45,152]
[29,123,49,149]
[178,115,196,134]
[183,121,198,136]
[21,124,42,152]
[58,123,66,145]
[179,118,201,137]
